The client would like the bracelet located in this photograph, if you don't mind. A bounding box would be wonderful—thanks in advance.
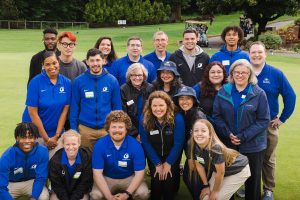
[202,183,210,188]
[121,190,132,199]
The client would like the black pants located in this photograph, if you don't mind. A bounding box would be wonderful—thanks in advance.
[244,149,266,200]
[183,159,202,200]
[148,158,180,200]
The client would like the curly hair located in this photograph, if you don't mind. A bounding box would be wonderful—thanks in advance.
[94,36,118,62]
[200,61,227,98]
[221,26,244,45]
[143,91,176,131]
[14,122,39,139]
[104,110,132,133]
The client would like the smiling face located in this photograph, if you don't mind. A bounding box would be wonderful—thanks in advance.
[154,34,168,53]
[232,65,250,88]
[225,30,239,48]
[43,33,57,51]
[87,54,103,75]
[130,68,144,88]
[209,64,224,86]
[98,39,112,56]
[193,121,210,148]
[151,98,167,121]
[127,39,142,58]
[249,44,267,68]
[17,132,36,153]
[178,96,194,111]
[183,32,197,51]
[160,70,174,84]
[43,55,59,78]
[63,135,80,159]
[109,122,127,144]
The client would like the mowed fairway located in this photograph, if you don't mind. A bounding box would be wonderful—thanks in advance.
[0,18,299,199]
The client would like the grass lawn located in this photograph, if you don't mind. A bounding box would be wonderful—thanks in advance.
[1,15,300,199]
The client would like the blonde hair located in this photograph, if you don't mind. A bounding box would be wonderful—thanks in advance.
[189,119,239,178]
[125,63,148,83]
[153,31,168,41]
[228,59,257,85]
[61,129,81,145]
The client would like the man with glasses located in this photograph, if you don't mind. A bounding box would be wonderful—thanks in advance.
[57,31,86,82]
[28,27,60,85]
[111,36,156,85]
[144,31,171,70]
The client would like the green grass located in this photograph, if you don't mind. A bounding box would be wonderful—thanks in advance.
[1,16,300,199]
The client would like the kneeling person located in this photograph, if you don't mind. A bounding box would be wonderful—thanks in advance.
[0,123,49,200]
[90,110,149,200]
[49,130,92,200]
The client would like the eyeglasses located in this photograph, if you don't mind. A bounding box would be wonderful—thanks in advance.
[60,42,76,48]
[233,71,249,76]
[131,74,143,78]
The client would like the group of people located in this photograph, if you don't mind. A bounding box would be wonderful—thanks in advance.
[0,25,296,200]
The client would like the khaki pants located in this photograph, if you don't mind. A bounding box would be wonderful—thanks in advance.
[90,175,150,200]
[262,124,279,191]
[78,124,107,151]
[36,137,63,159]
[203,164,251,200]
[8,179,49,200]
[50,192,89,200]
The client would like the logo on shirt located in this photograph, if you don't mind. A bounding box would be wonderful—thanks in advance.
[106,154,112,157]
[123,153,130,160]
[40,89,47,92]
[263,78,270,84]
[62,170,65,175]
[197,63,203,69]
[31,164,37,169]
[59,87,65,93]
[102,87,108,92]
[13,167,23,175]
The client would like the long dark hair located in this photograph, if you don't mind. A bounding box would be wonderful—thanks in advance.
[94,36,118,62]
[200,61,227,98]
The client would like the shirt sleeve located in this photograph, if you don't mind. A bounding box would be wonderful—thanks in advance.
[133,142,146,171]
[70,80,81,130]
[26,78,40,107]
[111,78,122,110]
[0,150,13,200]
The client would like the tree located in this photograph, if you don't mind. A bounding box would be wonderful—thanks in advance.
[158,0,191,21]
[0,0,19,19]
[242,0,299,35]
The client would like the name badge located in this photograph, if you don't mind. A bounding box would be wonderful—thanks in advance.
[73,172,81,179]
[85,91,94,98]
[241,95,246,99]
[118,161,127,167]
[222,60,230,66]
[150,130,159,135]
[196,156,205,164]
[126,100,134,106]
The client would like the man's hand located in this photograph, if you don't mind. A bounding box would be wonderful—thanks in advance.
[229,133,240,145]
[200,187,210,200]
[114,193,129,200]
[271,117,283,129]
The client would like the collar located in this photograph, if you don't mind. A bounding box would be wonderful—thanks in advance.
[126,54,142,63]
[41,70,63,86]
[108,135,128,150]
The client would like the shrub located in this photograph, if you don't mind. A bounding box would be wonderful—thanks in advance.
[258,32,282,49]
[294,18,300,25]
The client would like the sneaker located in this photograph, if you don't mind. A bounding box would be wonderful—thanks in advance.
[263,190,273,200]
[236,188,245,198]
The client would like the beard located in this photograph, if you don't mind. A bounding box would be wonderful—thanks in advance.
[44,43,57,51]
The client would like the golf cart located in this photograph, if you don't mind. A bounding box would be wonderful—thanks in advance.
[185,20,209,47]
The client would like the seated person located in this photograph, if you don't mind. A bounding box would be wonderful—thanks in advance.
[48,130,92,200]
[90,110,150,200]
[0,122,49,200]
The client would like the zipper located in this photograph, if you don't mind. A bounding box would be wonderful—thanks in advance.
[95,78,98,127]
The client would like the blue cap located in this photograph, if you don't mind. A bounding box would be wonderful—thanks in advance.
[157,61,180,77]
[173,86,199,105]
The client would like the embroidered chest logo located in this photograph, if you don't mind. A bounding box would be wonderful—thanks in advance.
[31,164,37,169]
[263,78,270,84]
[197,63,203,69]
[123,153,129,160]
[102,87,108,92]
[59,87,65,93]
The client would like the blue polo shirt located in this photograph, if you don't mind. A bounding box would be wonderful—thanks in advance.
[22,71,71,137]
[144,51,171,70]
[110,55,156,85]
[232,84,250,131]
[61,149,81,180]
[92,134,145,179]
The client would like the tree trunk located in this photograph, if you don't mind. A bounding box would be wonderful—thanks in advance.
[172,4,181,22]
[257,20,268,36]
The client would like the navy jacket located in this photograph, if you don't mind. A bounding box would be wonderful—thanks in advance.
[144,51,171,70]
[0,143,48,200]
[213,83,270,153]
[210,45,249,73]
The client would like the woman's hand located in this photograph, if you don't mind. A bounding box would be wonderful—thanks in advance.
[229,133,241,145]
[209,190,218,200]
[154,164,163,180]
[200,187,210,200]
[162,162,172,180]
[46,135,58,149]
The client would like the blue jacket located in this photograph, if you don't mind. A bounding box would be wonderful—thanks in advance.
[257,63,296,123]
[70,69,122,130]
[144,51,171,70]
[210,45,249,73]
[213,83,270,153]
[0,143,48,200]
[139,113,185,165]
[110,55,156,85]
